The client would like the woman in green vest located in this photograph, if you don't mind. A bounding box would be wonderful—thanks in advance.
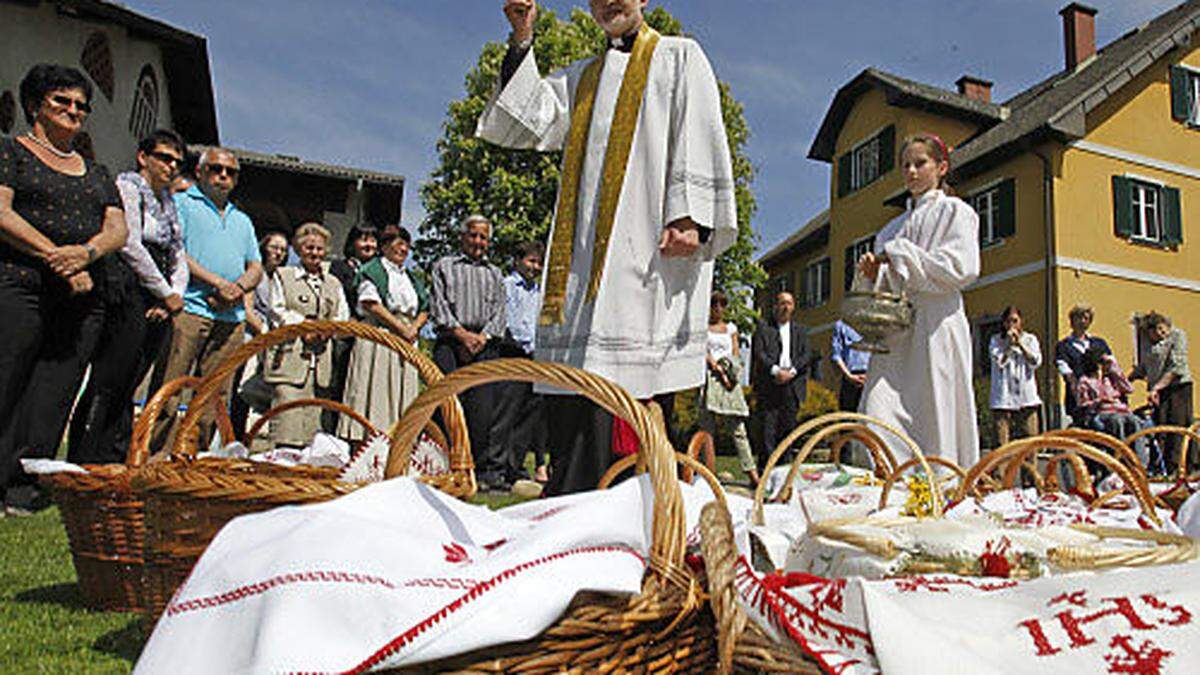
[338,226,428,440]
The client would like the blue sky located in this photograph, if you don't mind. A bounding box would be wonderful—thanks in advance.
[123,0,1181,254]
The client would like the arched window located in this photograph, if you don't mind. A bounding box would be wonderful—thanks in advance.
[80,32,115,102]
[128,65,159,140]
[0,91,15,135]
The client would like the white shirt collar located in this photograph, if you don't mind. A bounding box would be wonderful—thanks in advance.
[907,188,944,211]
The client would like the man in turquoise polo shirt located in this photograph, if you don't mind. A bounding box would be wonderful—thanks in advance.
[151,147,262,448]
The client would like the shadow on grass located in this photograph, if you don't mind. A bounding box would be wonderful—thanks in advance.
[13,582,88,610]
[93,618,145,665]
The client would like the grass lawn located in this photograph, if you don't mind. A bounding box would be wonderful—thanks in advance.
[0,507,143,673]
[0,455,747,672]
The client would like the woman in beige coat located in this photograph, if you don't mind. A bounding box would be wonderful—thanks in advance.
[264,223,348,448]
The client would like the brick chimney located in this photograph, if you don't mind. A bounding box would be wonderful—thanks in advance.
[955,75,993,103]
[1060,3,1098,71]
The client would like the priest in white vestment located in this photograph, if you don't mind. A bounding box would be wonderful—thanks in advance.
[477,0,736,494]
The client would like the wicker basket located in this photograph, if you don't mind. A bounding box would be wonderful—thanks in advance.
[36,376,231,612]
[245,396,381,444]
[693,413,940,673]
[381,357,719,672]
[133,320,472,626]
[1124,424,1200,511]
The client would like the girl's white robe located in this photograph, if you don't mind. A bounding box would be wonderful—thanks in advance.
[860,189,981,467]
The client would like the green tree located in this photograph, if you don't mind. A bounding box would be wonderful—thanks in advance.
[418,6,765,331]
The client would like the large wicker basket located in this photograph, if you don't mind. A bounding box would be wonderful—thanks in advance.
[697,412,942,673]
[1124,424,1200,511]
[379,358,719,672]
[133,321,472,626]
[36,376,232,612]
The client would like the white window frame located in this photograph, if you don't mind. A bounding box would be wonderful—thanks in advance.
[804,257,830,308]
[974,187,1001,246]
[849,235,875,264]
[1129,178,1163,243]
[1185,66,1200,126]
[850,137,880,191]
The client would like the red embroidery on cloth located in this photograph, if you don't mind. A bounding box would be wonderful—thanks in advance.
[401,578,479,591]
[890,576,1018,593]
[734,556,874,674]
[409,433,449,477]
[1105,636,1173,674]
[1018,618,1062,657]
[526,505,571,522]
[347,545,644,674]
[482,539,508,552]
[1050,591,1089,607]
[1018,592,1192,660]
[443,542,470,564]
[165,571,398,617]
[1057,597,1157,649]
[1139,594,1192,626]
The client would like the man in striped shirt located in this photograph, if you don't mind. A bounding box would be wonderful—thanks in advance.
[431,215,509,490]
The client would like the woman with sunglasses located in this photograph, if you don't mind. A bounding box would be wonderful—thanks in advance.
[68,129,190,465]
[0,64,127,513]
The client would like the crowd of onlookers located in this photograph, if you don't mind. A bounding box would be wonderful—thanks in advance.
[0,63,553,514]
[0,63,1193,514]
[987,302,1193,473]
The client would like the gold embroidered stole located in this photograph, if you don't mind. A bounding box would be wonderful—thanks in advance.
[539,23,661,326]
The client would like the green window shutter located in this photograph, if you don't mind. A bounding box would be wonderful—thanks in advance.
[1170,65,1192,122]
[996,179,1016,238]
[1112,176,1134,238]
[1162,186,1183,246]
[820,258,832,303]
[844,246,856,291]
[838,153,853,197]
[877,125,896,176]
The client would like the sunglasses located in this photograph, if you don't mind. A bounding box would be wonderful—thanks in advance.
[47,94,91,115]
[206,164,240,178]
[150,151,183,167]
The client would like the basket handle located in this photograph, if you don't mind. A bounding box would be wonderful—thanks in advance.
[954,436,1160,527]
[597,448,726,507]
[245,397,379,444]
[128,376,233,467]
[1043,428,1147,479]
[388,358,686,571]
[753,413,932,526]
[878,456,966,510]
[1124,425,1200,481]
[173,321,471,476]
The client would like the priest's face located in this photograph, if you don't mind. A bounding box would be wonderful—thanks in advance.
[773,293,795,325]
[589,0,647,38]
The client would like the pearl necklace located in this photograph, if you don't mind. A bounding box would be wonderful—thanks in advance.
[25,133,78,160]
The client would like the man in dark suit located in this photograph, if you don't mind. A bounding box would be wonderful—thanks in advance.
[751,291,810,468]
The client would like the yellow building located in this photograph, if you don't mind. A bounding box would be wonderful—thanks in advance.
[760,2,1200,426]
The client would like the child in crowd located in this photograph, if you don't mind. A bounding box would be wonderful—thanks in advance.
[1075,346,1148,465]
[856,134,980,467]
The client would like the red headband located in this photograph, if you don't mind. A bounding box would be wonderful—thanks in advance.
[924,133,950,160]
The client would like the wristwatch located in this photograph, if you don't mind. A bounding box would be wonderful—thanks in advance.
[84,243,97,263]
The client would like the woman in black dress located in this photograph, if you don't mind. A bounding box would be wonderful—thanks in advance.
[68,129,188,465]
[0,64,127,512]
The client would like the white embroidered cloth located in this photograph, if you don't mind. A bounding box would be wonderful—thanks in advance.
[736,558,1200,674]
[734,486,1199,674]
[134,475,725,673]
